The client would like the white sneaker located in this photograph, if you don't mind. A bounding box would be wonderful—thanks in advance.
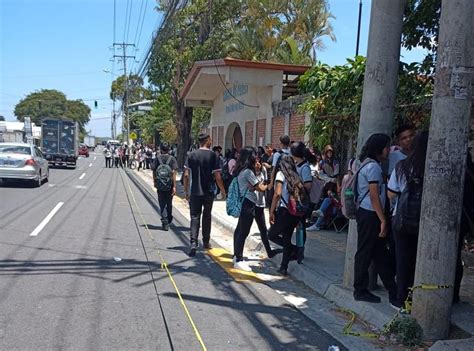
[234,260,252,272]
[232,256,237,264]
[306,223,320,231]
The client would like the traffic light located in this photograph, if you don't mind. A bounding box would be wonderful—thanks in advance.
[94,100,98,108]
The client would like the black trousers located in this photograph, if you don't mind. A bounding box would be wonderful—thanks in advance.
[234,198,256,261]
[158,191,173,225]
[189,193,214,247]
[114,157,119,167]
[255,206,272,255]
[105,157,112,168]
[268,207,300,270]
[393,228,418,304]
[354,208,397,299]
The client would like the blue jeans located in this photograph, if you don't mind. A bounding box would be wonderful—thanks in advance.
[315,198,337,227]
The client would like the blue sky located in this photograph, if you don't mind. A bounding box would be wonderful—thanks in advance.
[0,0,426,137]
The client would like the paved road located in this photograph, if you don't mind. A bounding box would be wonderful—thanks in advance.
[0,151,345,350]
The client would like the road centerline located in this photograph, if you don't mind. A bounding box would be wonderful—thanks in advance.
[93,156,97,161]
[29,202,64,237]
[88,163,93,167]
[79,173,86,180]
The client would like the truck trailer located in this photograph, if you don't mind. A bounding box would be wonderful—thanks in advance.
[41,118,79,168]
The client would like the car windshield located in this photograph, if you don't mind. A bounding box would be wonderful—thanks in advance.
[0,145,31,155]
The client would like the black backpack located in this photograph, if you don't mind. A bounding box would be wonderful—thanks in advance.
[222,159,231,181]
[155,156,173,192]
[393,173,423,235]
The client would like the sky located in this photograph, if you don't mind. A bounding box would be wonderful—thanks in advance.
[0,0,426,138]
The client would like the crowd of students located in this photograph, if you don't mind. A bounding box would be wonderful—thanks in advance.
[181,125,473,312]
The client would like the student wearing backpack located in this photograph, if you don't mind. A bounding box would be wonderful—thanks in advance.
[387,131,428,308]
[290,142,313,263]
[231,147,269,272]
[183,133,226,257]
[353,134,398,305]
[152,142,178,231]
[268,155,308,276]
[269,135,291,190]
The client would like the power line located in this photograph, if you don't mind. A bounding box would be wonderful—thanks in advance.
[123,0,130,43]
[126,0,134,44]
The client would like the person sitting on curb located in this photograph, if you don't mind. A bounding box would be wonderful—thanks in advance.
[307,183,340,231]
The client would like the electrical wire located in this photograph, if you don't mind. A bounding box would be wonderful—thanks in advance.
[126,0,134,44]
[213,60,259,108]
[123,0,130,43]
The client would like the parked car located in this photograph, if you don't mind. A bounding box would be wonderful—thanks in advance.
[0,142,49,187]
[78,144,89,157]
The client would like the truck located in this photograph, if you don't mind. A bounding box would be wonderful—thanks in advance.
[41,118,79,168]
[83,135,96,150]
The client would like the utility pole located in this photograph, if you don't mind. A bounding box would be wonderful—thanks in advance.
[113,42,135,144]
[343,0,407,288]
[355,0,363,57]
[412,0,473,340]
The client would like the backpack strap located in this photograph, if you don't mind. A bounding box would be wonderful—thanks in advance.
[165,156,173,166]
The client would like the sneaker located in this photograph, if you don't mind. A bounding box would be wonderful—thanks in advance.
[232,256,237,264]
[353,291,381,303]
[234,260,252,272]
[306,223,320,231]
[314,210,324,218]
[162,223,170,231]
[390,300,403,311]
[277,268,288,276]
[203,242,212,250]
[188,247,196,257]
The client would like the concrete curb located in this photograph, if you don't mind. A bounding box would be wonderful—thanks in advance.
[129,168,473,345]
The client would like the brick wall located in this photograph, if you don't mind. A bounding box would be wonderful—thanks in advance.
[256,119,266,146]
[271,116,285,148]
[245,121,254,146]
[289,114,306,142]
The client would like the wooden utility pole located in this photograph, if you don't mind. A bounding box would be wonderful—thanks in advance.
[412,0,473,340]
[343,0,407,287]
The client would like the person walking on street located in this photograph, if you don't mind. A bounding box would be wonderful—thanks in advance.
[183,133,226,257]
[231,147,269,272]
[268,154,305,276]
[152,142,178,231]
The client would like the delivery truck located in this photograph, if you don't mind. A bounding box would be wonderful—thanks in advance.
[83,135,96,150]
[41,118,79,168]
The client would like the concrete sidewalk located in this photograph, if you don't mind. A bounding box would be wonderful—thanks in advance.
[135,167,474,349]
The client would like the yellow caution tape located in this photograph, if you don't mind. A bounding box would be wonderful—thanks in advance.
[121,167,207,351]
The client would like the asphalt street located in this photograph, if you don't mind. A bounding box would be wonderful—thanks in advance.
[0,151,345,351]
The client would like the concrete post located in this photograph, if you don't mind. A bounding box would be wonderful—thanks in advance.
[343,0,407,288]
[412,0,473,340]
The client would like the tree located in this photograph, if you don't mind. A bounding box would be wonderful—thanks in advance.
[402,0,442,72]
[110,74,151,104]
[0,115,5,121]
[14,89,90,128]
[148,0,242,166]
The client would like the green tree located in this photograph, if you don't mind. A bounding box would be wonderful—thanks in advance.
[402,0,441,72]
[110,74,150,103]
[148,0,242,166]
[14,89,91,127]
[0,115,5,121]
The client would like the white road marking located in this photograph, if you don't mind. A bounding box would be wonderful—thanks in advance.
[79,173,86,180]
[74,185,87,189]
[94,156,97,161]
[88,163,93,167]
[29,202,64,237]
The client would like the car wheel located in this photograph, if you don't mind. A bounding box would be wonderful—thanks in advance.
[44,170,49,183]
[33,172,42,187]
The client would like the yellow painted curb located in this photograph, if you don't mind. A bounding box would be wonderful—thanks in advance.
[206,248,262,283]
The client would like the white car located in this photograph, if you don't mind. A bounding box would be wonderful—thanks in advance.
[0,142,49,187]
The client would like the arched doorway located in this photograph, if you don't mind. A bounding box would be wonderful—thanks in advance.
[225,122,243,151]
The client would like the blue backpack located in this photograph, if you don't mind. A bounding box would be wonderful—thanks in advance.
[226,176,248,218]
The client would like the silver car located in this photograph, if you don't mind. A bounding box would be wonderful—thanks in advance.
[0,142,49,187]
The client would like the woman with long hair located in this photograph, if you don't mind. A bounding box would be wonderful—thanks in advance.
[268,154,305,275]
[232,147,268,272]
[353,134,397,305]
[387,131,429,307]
